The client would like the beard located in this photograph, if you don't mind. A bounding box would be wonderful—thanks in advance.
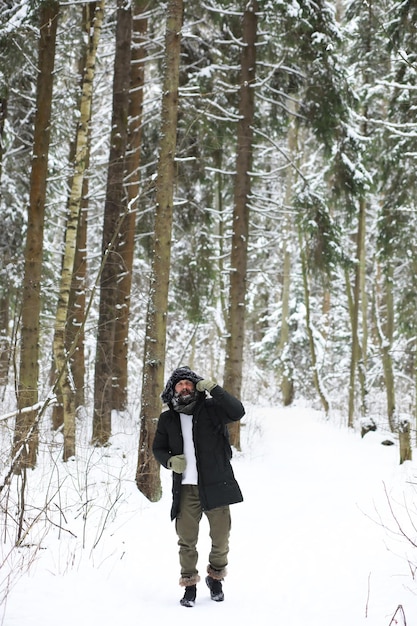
[171,387,199,415]
[174,389,197,406]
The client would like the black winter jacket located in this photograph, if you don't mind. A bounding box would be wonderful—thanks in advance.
[152,385,244,520]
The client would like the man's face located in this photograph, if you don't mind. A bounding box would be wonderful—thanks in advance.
[174,379,195,398]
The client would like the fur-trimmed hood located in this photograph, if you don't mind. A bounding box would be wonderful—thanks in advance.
[161,366,203,405]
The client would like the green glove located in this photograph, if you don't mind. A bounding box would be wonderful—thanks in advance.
[196,379,217,392]
[167,454,186,473]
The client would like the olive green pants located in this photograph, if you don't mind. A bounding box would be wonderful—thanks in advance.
[175,484,231,578]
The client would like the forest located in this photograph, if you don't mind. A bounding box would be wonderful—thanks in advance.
[1,0,417,508]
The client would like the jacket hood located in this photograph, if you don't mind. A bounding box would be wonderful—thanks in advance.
[161,366,203,404]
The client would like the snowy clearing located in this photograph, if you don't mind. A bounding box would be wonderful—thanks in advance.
[2,404,417,626]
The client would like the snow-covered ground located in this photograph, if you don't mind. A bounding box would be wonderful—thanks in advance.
[2,404,417,625]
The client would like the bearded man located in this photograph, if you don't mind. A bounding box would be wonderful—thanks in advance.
[152,366,245,607]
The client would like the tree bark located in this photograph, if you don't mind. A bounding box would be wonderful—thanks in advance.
[66,2,104,413]
[0,294,10,386]
[92,0,132,445]
[374,263,396,432]
[13,1,59,471]
[0,96,10,386]
[224,0,258,449]
[66,162,88,410]
[398,418,412,464]
[135,0,183,502]
[113,0,149,412]
[278,101,298,406]
[298,227,330,415]
[279,225,294,406]
[52,0,104,461]
[348,196,367,427]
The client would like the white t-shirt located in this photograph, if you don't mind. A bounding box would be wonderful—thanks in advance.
[180,413,198,485]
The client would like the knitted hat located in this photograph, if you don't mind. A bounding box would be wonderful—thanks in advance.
[161,366,203,404]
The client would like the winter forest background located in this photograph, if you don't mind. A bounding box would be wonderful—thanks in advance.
[2,0,417,604]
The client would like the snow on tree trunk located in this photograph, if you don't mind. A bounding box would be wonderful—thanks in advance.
[66,3,105,413]
[52,0,104,461]
[398,418,412,464]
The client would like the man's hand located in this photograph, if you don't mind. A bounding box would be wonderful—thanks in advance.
[196,379,217,392]
[167,454,186,473]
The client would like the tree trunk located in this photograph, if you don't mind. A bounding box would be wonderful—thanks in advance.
[113,0,149,412]
[279,227,294,406]
[0,94,5,179]
[213,147,228,324]
[398,418,412,464]
[92,0,132,445]
[135,0,183,502]
[278,102,298,406]
[53,8,92,432]
[374,263,396,432]
[0,96,10,386]
[348,196,367,427]
[298,227,330,415]
[13,2,59,471]
[415,351,417,446]
[224,0,258,449]
[66,3,104,412]
[0,294,10,386]
[66,167,88,410]
[52,0,104,461]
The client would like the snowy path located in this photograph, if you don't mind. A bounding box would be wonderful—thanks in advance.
[3,405,417,625]
[233,406,414,626]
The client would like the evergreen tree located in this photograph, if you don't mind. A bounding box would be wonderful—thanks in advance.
[0,3,37,389]
[374,0,417,456]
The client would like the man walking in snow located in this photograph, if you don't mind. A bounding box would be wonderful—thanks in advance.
[153,366,244,607]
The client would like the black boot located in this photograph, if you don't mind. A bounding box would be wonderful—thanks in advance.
[205,576,224,602]
[180,585,196,607]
